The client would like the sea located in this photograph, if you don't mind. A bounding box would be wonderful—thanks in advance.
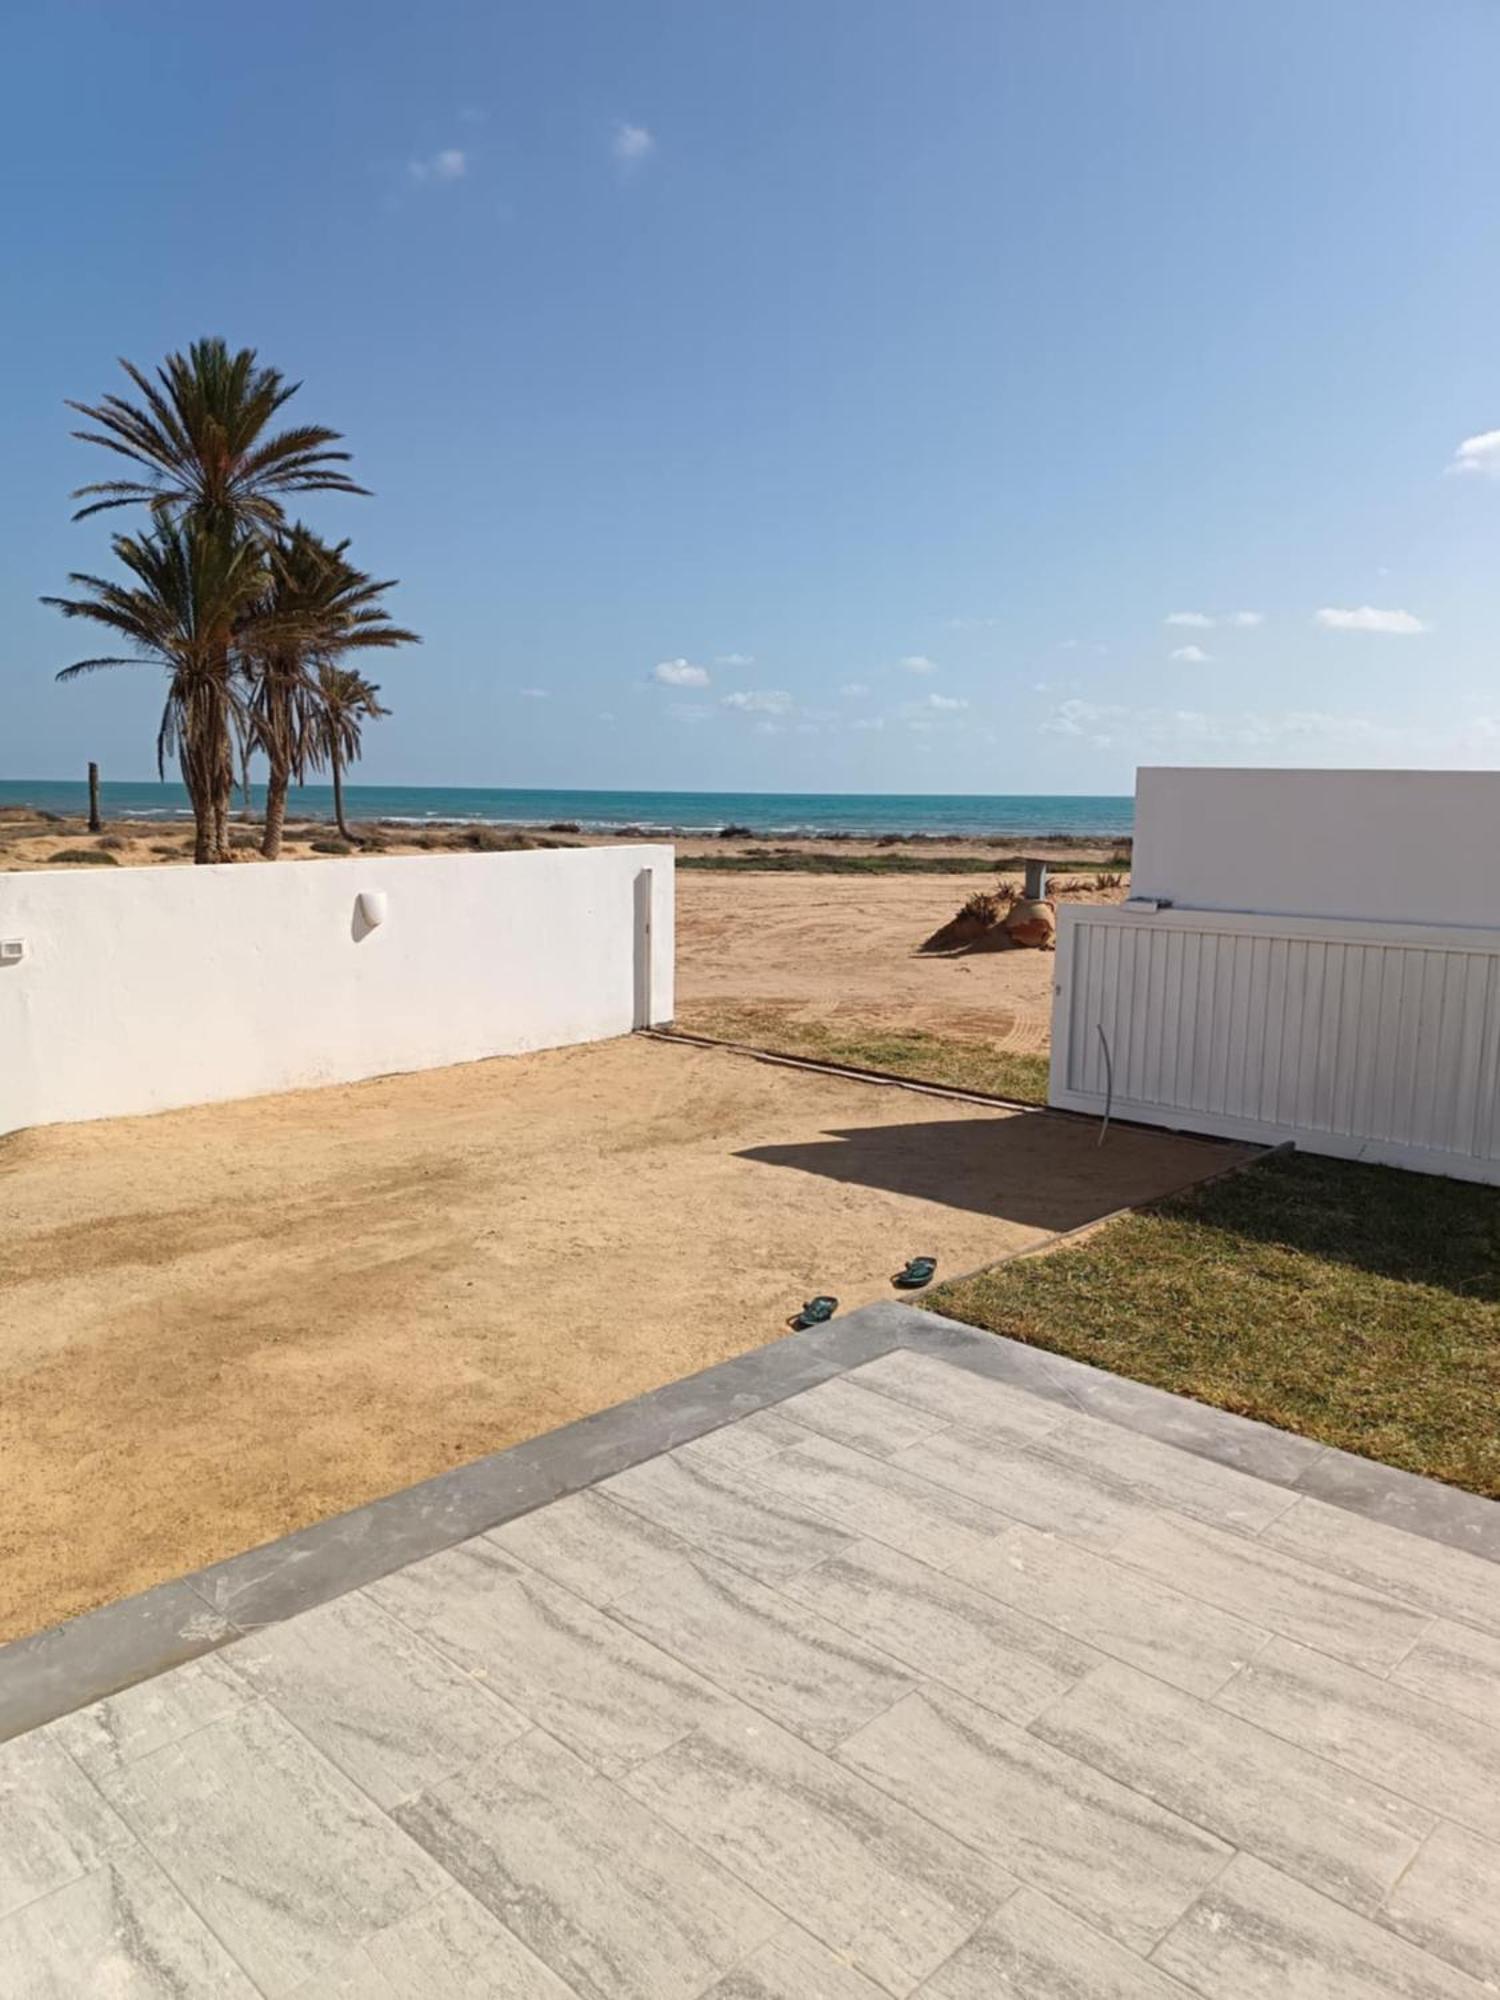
[0,779,1135,840]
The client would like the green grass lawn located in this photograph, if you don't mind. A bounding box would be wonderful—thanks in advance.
[675,1004,1051,1104]
[928,1149,1500,1496]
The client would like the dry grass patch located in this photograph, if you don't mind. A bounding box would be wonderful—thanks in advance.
[676,1002,1051,1104]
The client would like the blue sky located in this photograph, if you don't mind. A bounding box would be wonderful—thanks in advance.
[3,0,1498,795]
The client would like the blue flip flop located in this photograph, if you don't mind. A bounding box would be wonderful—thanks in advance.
[894,1256,937,1289]
[790,1295,839,1330]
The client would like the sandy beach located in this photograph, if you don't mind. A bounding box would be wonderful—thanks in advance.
[0,802,1128,870]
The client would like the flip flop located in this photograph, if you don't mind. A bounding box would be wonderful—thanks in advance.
[893,1256,937,1289]
[789,1295,839,1330]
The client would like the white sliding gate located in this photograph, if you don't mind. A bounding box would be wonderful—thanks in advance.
[1049,904,1500,1184]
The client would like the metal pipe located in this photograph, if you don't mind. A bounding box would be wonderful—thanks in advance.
[1096,1024,1114,1146]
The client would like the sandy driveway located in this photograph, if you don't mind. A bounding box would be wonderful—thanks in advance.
[0,1037,1234,1641]
[676,871,1070,1051]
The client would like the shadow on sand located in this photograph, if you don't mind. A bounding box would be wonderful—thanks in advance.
[736,1111,1230,1229]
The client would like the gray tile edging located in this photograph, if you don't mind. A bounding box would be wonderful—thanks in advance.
[3,1299,1496,1743]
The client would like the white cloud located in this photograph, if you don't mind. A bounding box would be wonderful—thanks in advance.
[1165,611,1261,632]
[613,122,655,166]
[945,615,1001,631]
[900,654,938,675]
[409,148,466,185]
[891,692,969,725]
[1043,698,1130,743]
[722,689,794,716]
[1037,696,1500,763]
[1168,645,1212,664]
[518,686,549,699]
[1449,429,1500,478]
[653,658,710,687]
[714,652,754,667]
[666,702,711,724]
[852,716,884,732]
[1313,606,1428,635]
[839,682,871,698]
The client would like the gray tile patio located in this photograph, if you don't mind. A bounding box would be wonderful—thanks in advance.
[3,1331,1499,1996]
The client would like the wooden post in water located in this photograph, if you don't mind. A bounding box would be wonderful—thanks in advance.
[87,761,102,833]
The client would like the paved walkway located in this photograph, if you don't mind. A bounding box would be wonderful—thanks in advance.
[3,1343,1498,1996]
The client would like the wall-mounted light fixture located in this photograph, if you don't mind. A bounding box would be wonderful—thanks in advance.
[355,892,388,931]
[0,939,25,965]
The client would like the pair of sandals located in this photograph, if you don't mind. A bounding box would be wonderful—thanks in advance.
[789,1256,936,1331]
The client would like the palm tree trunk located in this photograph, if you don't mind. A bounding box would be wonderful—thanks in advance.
[212,731,235,861]
[331,749,353,842]
[212,790,232,863]
[194,654,237,863]
[262,763,289,860]
[180,745,215,865]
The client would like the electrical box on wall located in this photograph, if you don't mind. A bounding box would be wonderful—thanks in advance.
[0,939,25,964]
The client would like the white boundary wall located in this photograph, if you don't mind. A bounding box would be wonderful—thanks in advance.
[0,845,674,1133]
[1050,903,1500,1183]
[1133,767,1500,926]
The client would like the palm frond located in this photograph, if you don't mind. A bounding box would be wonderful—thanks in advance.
[54,654,154,679]
[68,339,368,528]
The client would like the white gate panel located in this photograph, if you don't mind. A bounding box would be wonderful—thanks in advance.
[1049,906,1500,1183]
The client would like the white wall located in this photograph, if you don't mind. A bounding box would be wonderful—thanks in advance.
[1133,767,1500,929]
[0,845,674,1133]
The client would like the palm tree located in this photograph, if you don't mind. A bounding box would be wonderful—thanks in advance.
[60,339,369,855]
[68,338,367,528]
[305,665,390,844]
[243,530,418,859]
[44,523,269,862]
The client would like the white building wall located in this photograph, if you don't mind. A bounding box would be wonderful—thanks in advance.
[0,845,674,1133]
[1132,767,1500,928]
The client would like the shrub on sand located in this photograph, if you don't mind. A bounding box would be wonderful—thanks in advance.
[958,889,1002,927]
[449,825,532,853]
[921,886,1008,953]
